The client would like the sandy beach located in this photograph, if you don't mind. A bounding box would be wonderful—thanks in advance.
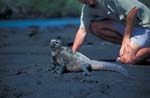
[0,25,150,98]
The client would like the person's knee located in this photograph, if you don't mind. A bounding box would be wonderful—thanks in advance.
[90,21,102,33]
[121,49,150,64]
[90,20,123,43]
[90,21,107,37]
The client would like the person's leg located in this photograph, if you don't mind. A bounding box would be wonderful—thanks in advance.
[117,42,150,64]
[118,28,150,64]
[134,48,150,64]
[90,19,150,64]
[90,20,124,44]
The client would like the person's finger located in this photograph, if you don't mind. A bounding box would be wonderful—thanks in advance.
[123,39,131,53]
[125,44,129,52]
[120,46,125,56]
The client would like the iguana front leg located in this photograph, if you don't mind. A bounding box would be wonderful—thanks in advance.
[56,64,65,74]
[55,56,66,75]
[50,55,64,75]
[50,56,59,72]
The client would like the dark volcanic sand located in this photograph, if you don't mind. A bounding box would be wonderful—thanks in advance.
[0,25,150,98]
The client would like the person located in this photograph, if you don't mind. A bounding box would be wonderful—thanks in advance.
[72,0,150,64]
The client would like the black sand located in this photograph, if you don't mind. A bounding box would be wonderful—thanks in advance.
[0,25,150,98]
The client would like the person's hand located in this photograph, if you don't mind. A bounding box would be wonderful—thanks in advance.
[119,37,131,57]
[72,48,76,54]
[117,37,135,63]
[70,49,75,54]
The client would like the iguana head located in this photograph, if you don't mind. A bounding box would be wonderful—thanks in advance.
[50,39,62,53]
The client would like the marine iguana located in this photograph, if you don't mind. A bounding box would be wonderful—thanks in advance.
[50,39,128,77]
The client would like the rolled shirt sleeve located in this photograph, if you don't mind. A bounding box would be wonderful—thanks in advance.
[79,5,93,33]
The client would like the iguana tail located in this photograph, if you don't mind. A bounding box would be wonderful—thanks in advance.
[90,60,128,77]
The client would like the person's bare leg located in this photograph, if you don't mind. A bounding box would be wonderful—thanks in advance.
[118,41,150,64]
[90,19,150,64]
[91,20,123,44]
[133,48,150,64]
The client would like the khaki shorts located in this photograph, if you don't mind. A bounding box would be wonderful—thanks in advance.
[114,22,150,48]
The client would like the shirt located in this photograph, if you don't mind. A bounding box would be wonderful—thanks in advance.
[80,0,150,33]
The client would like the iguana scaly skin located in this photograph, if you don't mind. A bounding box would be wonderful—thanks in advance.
[50,39,128,77]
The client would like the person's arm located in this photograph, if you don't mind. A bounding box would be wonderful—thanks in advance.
[120,7,138,56]
[72,5,92,53]
[125,7,138,38]
[118,7,140,64]
[72,28,87,53]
